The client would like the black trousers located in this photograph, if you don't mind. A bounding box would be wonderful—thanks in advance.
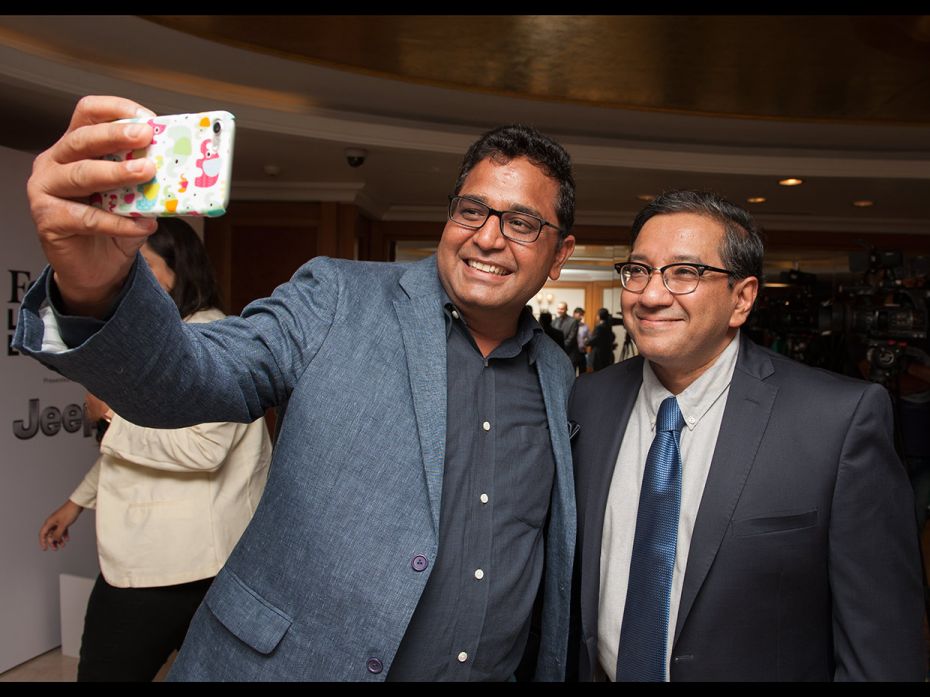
[77,573,213,682]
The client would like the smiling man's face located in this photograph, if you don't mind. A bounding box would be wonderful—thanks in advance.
[437,155,574,331]
[621,211,756,390]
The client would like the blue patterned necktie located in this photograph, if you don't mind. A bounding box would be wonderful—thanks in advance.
[616,395,685,682]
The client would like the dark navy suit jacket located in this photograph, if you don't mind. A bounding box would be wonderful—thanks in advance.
[568,335,926,681]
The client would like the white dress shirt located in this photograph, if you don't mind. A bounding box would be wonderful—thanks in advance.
[598,332,740,681]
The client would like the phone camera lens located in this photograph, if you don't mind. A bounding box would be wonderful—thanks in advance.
[213,121,221,134]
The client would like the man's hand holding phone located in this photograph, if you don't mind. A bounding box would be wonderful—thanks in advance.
[27,96,235,319]
[27,96,159,318]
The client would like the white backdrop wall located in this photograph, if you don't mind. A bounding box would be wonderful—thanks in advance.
[531,287,586,319]
[1,145,99,673]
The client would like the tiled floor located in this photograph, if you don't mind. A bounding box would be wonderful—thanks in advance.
[0,649,173,682]
[0,649,77,682]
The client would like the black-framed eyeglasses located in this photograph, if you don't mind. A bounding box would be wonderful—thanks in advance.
[447,195,561,244]
[614,261,734,295]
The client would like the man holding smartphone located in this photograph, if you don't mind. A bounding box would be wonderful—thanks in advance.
[15,97,578,681]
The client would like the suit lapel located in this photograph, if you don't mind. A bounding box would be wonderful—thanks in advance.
[674,337,778,644]
[393,257,447,536]
[580,359,643,642]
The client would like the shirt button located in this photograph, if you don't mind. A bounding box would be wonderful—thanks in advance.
[474,569,484,580]
[411,555,429,572]
[367,657,383,674]
[688,416,696,424]
[482,421,491,431]
[451,309,460,320]
[457,651,468,663]
[479,493,489,504]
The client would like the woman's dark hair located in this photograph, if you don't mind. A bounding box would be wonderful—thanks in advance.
[597,308,610,323]
[145,218,224,317]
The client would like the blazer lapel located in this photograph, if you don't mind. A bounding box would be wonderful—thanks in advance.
[579,359,644,641]
[536,346,575,538]
[533,344,577,671]
[674,337,778,644]
[393,257,447,536]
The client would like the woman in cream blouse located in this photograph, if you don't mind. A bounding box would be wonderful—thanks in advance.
[38,219,272,681]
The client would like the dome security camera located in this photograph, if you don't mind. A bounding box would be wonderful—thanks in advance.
[345,148,368,168]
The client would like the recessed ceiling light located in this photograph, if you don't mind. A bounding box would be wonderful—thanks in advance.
[778,178,803,186]
[852,199,874,207]
[636,194,656,202]
[747,197,766,204]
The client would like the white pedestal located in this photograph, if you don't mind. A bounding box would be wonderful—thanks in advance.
[59,574,94,658]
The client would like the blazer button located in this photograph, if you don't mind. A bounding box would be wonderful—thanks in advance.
[411,555,429,572]
[367,657,383,674]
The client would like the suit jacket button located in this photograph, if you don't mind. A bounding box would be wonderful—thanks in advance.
[411,555,429,572]
[367,658,383,674]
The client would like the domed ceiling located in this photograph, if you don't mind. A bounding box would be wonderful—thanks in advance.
[0,14,927,271]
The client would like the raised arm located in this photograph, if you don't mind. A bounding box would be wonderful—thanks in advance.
[27,95,158,317]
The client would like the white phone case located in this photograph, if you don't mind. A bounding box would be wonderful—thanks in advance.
[92,110,235,218]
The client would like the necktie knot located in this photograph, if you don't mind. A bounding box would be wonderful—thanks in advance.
[656,396,684,434]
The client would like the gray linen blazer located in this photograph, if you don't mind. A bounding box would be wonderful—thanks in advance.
[15,254,577,681]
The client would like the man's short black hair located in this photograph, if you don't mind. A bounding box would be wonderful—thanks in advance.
[630,190,764,284]
[454,124,575,238]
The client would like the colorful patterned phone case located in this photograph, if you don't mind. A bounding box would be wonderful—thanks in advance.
[92,110,235,218]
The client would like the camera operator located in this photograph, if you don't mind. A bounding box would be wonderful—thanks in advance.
[898,347,930,532]
[852,261,930,534]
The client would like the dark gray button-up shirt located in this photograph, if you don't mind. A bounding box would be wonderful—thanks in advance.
[388,301,555,681]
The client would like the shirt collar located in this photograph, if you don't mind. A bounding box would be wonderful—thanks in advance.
[641,331,741,432]
[439,289,542,364]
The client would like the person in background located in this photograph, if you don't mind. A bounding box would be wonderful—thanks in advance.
[539,310,566,349]
[552,301,580,365]
[895,349,930,533]
[573,307,589,375]
[38,218,273,682]
[585,308,616,372]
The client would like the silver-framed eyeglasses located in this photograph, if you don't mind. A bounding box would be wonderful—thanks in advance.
[615,261,734,295]
[448,195,561,244]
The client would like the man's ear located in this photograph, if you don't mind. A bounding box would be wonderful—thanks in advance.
[549,235,576,281]
[729,276,759,328]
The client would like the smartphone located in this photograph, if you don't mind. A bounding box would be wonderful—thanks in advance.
[92,110,235,218]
